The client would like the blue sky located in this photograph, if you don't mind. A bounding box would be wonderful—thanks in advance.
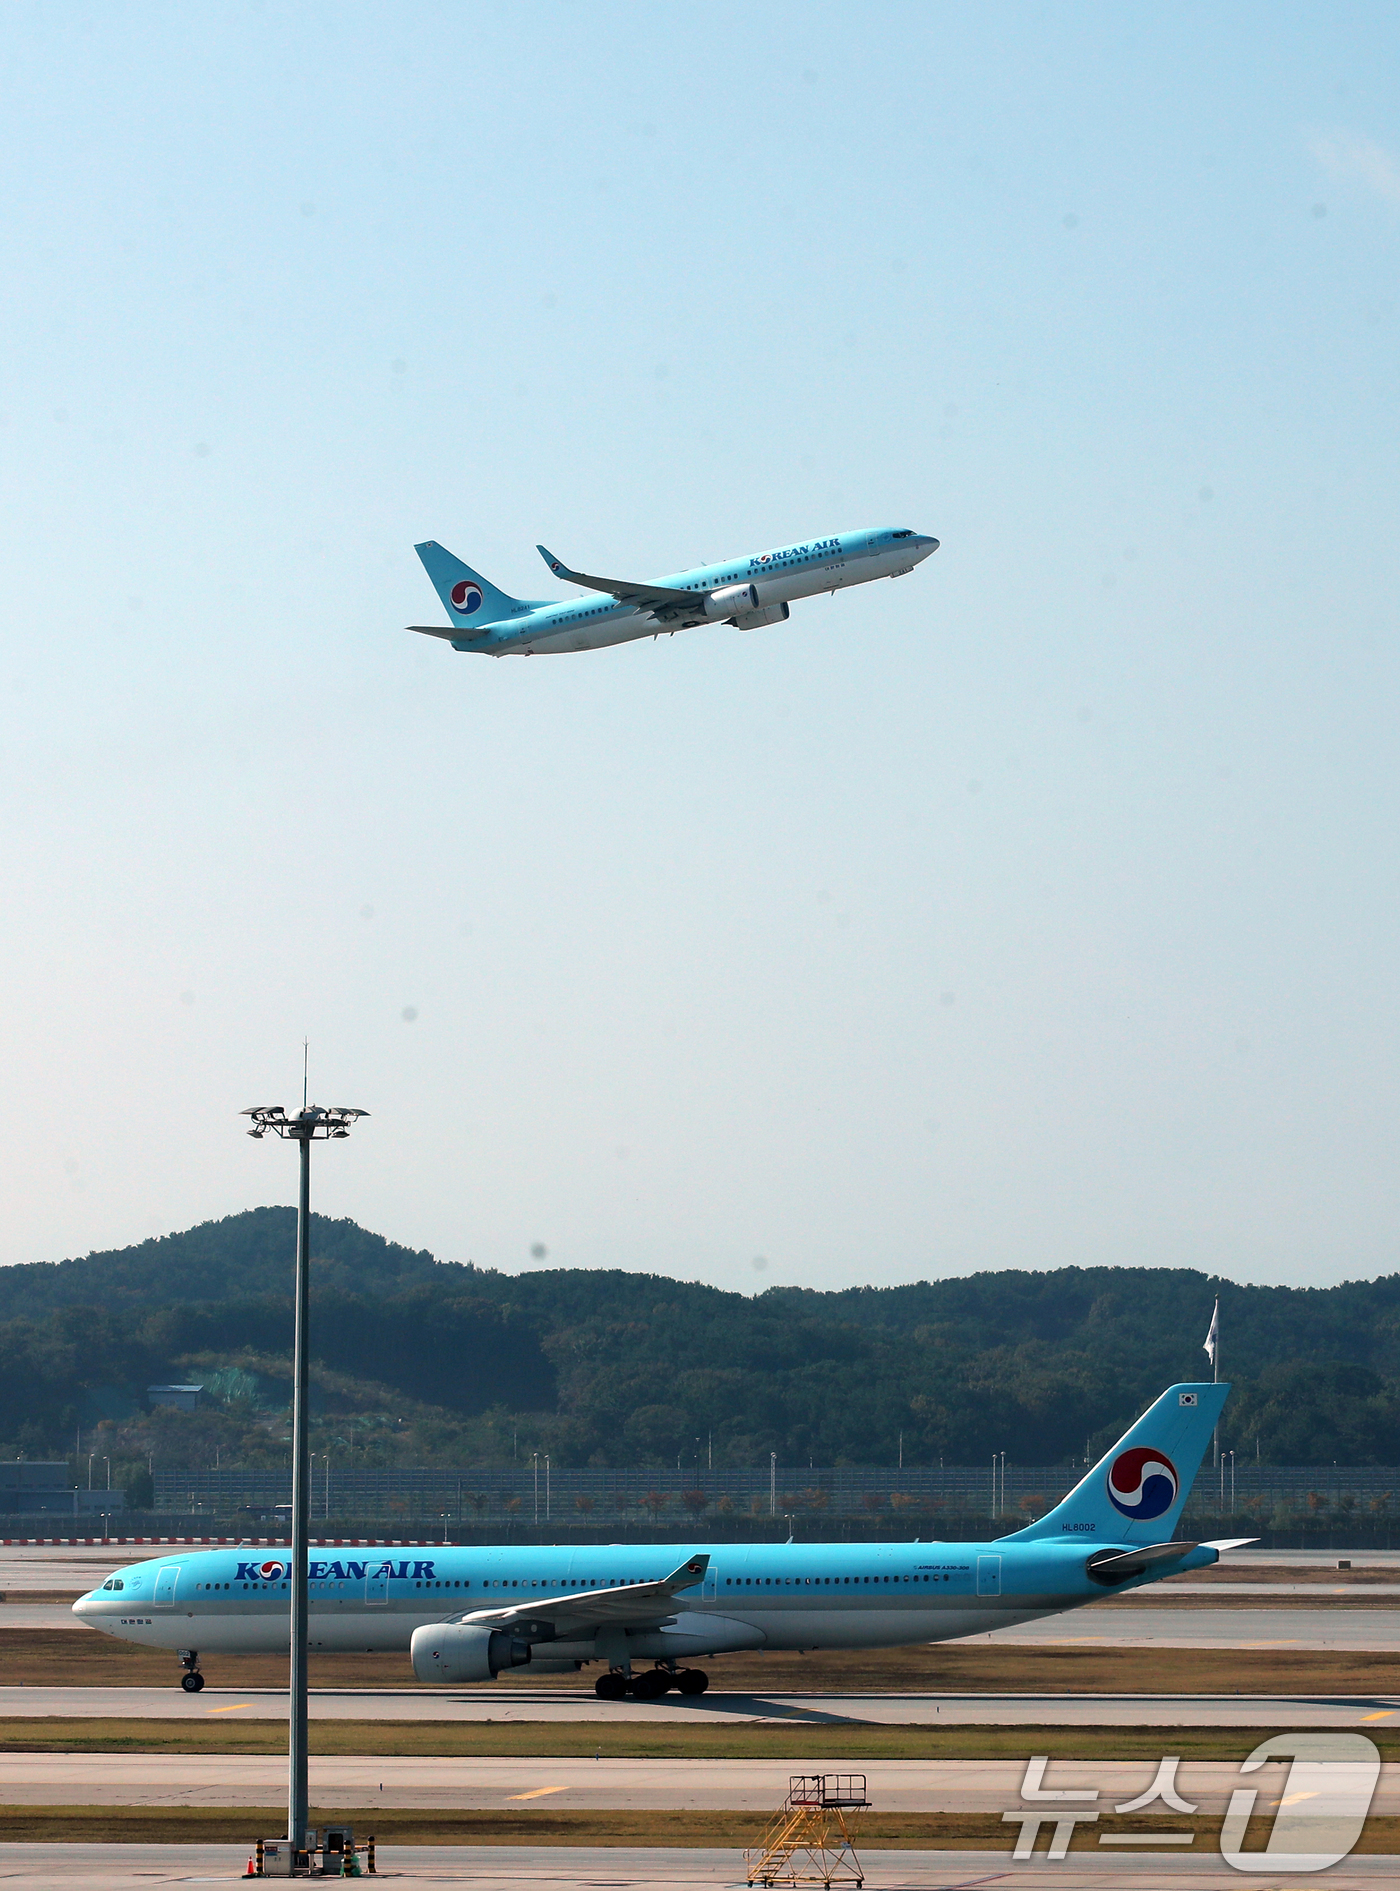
[1,3,1397,1292]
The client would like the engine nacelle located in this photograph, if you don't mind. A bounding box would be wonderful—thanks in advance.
[734,602,790,631]
[410,1621,532,1684]
[704,583,759,621]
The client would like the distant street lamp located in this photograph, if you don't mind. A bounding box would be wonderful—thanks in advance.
[243,1101,367,1867]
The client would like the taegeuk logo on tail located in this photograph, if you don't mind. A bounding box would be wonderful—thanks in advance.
[1106,1447,1178,1521]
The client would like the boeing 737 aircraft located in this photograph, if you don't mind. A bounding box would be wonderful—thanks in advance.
[406,527,939,657]
[75,1383,1244,1698]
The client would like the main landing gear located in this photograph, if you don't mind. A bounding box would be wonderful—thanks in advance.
[178,1650,205,1693]
[594,1667,708,1700]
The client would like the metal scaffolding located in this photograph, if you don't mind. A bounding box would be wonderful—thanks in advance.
[745,1775,870,1888]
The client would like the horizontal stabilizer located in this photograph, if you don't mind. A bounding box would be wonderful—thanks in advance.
[1085,1541,1200,1585]
[406,625,462,640]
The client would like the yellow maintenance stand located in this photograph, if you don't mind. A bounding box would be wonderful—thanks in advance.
[745,1775,869,1888]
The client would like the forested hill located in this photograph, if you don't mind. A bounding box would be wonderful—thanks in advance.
[3,1210,1400,1468]
[0,1208,442,1316]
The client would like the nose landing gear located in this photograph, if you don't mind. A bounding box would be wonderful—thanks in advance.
[178,1650,204,1693]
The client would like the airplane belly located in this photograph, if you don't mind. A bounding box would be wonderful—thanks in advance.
[508,612,653,656]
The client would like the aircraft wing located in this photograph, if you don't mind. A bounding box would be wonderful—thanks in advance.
[447,1553,708,1634]
[537,544,698,608]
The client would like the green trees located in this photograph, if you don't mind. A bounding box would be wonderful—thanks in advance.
[3,1210,1400,1468]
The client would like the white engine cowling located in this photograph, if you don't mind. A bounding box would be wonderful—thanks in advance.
[734,602,790,631]
[410,1621,532,1684]
[704,583,759,620]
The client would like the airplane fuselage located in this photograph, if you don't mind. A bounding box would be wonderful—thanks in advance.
[438,527,938,656]
[75,1533,1216,1664]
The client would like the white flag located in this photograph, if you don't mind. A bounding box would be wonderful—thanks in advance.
[1203,1298,1218,1369]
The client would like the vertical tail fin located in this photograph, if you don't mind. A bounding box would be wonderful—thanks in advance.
[415,541,528,629]
[999,1382,1229,1544]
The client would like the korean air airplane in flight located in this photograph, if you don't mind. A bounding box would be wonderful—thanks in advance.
[75,1383,1241,1699]
[407,527,939,657]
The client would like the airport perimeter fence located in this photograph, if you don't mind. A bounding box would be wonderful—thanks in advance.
[136,1462,1400,1548]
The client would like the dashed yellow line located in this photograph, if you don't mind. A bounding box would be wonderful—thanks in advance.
[507,1786,569,1802]
[206,1703,252,1713]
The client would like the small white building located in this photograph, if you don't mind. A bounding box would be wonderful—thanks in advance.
[147,1384,204,1413]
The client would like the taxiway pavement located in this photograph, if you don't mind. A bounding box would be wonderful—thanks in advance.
[0,1846,1394,1890]
[21,1603,1400,1645]
[0,1751,1387,1811]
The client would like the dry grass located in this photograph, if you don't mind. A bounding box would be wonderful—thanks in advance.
[0,1716,1381,1763]
[0,1804,1397,1852]
[23,1628,1400,1696]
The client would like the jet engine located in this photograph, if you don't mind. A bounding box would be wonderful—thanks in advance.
[734,602,790,631]
[410,1621,533,1683]
[704,583,759,620]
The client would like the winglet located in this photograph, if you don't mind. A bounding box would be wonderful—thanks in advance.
[666,1553,709,1591]
[537,543,576,582]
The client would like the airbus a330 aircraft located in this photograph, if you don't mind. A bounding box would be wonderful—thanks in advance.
[75,1383,1244,1699]
[407,527,939,657]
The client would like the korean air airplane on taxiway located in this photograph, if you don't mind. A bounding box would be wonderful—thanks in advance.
[75,1382,1245,1700]
[407,527,939,657]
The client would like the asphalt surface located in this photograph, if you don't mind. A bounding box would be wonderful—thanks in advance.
[992,1607,1400,1648]
[0,1751,1385,1812]
[21,1600,1400,1647]
[0,1847,1394,1889]
[1,1684,1399,1727]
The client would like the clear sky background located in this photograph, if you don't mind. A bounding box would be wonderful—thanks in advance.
[1,3,1397,1292]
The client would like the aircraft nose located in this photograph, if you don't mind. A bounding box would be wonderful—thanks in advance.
[916,535,940,557]
[72,1593,96,1620]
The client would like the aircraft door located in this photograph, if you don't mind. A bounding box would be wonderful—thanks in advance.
[365,1565,389,1607]
[153,1565,181,1608]
[703,1566,718,1600]
[976,1555,1002,1597]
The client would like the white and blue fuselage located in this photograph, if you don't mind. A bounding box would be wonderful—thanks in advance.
[74,1531,1218,1660]
[73,1383,1242,1691]
[408,527,939,658]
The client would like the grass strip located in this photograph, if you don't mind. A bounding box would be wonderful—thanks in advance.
[0,1717,1395,1763]
[1,1805,1398,1853]
[28,1626,1400,1695]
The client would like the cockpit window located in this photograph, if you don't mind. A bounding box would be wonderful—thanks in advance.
[892,530,913,539]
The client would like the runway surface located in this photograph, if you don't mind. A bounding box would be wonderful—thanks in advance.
[0,1847,1394,1890]
[992,1607,1400,1648]
[0,1750,1387,1811]
[2,1684,1399,1727]
[19,1601,1400,1647]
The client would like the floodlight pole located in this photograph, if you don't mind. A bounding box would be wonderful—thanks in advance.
[290,1122,311,1853]
[243,1102,367,1869]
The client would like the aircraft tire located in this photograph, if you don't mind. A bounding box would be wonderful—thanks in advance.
[676,1668,708,1695]
[180,1672,205,1693]
[594,1672,627,1700]
[629,1669,671,1698]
